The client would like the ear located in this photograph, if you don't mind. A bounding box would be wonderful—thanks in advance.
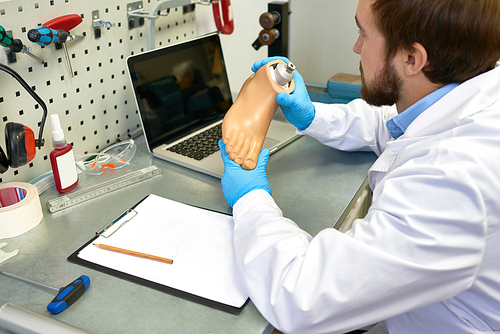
[401,42,428,76]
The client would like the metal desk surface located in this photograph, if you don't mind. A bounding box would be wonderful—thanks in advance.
[0,134,376,334]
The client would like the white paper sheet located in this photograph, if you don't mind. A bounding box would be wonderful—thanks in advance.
[78,194,248,308]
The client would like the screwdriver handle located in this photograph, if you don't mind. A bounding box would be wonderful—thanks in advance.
[0,25,24,52]
[44,14,83,32]
[0,25,12,46]
[27,26,69,47]
[47,275,90,314]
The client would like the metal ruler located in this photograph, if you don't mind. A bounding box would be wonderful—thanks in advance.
[46,165,161,213]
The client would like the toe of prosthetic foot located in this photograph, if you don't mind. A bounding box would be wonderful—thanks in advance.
[229,151,238,160]
[242,159,257,170]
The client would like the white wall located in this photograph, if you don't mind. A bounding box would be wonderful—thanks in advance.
[196,1,360,89]
[289,0,360,83]
[196,1,274,94]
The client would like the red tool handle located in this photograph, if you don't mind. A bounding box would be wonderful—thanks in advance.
[44,14,82,31]
[213,0,234,35]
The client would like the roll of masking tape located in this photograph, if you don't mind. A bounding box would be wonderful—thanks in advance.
[0,182,43,239]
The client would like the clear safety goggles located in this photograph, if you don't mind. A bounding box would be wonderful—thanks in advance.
[75,139,137,175]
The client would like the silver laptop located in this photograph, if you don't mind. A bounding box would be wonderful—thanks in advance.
[126,32,299,178]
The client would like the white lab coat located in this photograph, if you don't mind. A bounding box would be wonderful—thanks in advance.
[232,63,500,334]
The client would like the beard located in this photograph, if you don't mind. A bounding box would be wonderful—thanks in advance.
[360,58,402,107]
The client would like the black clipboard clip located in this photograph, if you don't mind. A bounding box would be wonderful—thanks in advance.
[96,208,138,238]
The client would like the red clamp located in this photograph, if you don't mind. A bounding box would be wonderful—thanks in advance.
[213,0,234,35]
[44,14,82,31]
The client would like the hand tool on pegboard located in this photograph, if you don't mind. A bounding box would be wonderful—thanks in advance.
[0,25,45,65]
[27,14,85,78]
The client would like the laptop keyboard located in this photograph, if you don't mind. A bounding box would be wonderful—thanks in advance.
[167,123,222,161]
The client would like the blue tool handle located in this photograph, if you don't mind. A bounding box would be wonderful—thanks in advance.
[47,275,90,314]
[27,26,68,47]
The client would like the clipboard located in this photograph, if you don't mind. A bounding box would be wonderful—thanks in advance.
[68,194,250,315]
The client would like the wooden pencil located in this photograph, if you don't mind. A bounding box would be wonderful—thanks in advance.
[93,244,174,264]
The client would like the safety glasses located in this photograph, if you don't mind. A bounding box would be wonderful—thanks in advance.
[75,139,137,175]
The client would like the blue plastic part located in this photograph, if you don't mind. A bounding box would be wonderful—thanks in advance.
[47,300,68,314]
[82,275,90,289]
[40,36,51,44]
[327,81,361,101]
[38,27,51,35]
[57,286,74,300]
[306,80,361,104]
[46,275,91,314]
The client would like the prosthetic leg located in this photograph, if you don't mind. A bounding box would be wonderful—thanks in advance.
[222,59,295,170]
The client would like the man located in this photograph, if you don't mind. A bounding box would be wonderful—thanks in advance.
[218,0,500,333]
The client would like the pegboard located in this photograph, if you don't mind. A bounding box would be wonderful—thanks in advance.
[0,0,197,183]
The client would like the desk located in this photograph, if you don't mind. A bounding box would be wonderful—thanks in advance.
[0,132,376,334]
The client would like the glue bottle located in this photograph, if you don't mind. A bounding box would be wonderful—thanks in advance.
[49,114,78,193]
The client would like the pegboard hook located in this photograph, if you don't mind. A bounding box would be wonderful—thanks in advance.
[128,8,169,20]
[197,0,221,5]
[145,0,193,50]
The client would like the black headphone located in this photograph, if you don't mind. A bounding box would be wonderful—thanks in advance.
[0,63,47,174]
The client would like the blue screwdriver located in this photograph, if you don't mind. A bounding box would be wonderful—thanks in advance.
[0,271,90,314]
[27,25,79,77]
[27,25,69,47]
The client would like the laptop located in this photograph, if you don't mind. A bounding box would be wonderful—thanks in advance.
[126,32,299,178]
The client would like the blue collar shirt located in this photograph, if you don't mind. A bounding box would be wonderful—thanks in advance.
[386,84,459,139]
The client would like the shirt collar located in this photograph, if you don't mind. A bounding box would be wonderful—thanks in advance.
[386,83,459,139]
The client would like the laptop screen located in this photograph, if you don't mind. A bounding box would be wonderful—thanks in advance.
[127,33,232,149]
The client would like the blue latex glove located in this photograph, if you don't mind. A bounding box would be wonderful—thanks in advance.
[219,140,272,208]
[252,57,316,130]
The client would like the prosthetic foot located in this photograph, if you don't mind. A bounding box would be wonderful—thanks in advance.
[222,59,295,170]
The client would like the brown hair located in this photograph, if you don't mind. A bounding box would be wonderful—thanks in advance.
[372,0,500,84]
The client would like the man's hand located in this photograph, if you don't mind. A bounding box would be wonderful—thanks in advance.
[252,57,316,130]
[219,140,272,207]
